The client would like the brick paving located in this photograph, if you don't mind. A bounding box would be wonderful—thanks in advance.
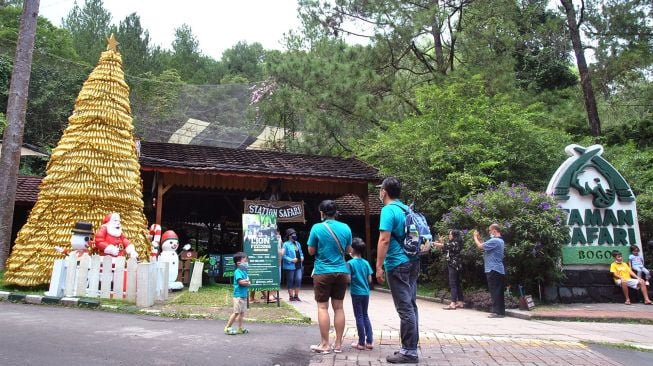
[307,334,622,365]
[284,288,653,365]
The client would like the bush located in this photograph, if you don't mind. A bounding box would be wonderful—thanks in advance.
[433,182,568,295]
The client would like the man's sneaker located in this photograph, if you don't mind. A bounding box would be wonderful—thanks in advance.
[224,327,237,335]
[237,328,249,334]
[386,353,418,364]
[487,313,505,318]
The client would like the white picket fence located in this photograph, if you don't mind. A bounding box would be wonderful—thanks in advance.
[45,254,169,307]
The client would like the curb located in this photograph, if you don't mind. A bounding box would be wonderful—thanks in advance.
[0,292,100,310]
[374,287,534,320]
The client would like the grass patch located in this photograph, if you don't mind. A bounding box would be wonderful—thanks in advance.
[170,283,232,306]
[417,282,440,298]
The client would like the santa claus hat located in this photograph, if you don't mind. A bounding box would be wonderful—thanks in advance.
[103,212,119,224]
[161,230,178,244]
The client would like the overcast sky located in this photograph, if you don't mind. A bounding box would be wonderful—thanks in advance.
[39,0,303,60]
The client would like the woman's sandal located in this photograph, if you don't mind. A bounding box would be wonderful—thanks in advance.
[332,344,343,353]
[310,345,330,354]
[625,300,632,305]
[442,304,457,310]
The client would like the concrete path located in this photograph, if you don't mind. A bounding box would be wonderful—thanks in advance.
[284,288,653,365]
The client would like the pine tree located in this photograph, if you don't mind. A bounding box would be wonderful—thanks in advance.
[5,35,150,286]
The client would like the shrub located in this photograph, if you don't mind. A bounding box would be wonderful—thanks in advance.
[433,182,568,295]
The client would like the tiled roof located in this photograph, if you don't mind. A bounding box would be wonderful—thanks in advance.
[15,176,41,204]
[139,141,379,181]
[336,194,382,216]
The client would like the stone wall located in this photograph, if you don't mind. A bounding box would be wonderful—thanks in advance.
[544,269,650,303]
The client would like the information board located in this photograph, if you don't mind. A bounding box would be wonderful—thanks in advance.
[242,214,280,291]
[221,254,236,277]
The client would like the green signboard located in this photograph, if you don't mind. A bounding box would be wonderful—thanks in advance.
[242,214,280,291]
[561,245,630,265]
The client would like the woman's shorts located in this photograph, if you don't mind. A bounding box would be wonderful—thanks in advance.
[616,279,640,289]
[233,297,247,313]
[313,273,349,302]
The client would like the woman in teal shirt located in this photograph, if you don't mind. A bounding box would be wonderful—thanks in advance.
[307,200,352,354]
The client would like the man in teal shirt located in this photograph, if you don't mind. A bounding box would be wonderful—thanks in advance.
[375,176,419,364]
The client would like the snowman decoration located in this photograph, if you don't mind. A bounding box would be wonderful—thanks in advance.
[159,230,189,290]
[55,221,94,257]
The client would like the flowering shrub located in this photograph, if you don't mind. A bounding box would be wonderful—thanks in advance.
[432,182,568,295]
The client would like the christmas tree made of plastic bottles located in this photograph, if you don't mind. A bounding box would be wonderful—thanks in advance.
[5,35,150,286]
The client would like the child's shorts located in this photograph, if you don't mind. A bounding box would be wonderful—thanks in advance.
[233,297,247,313]
[615,279,640,289]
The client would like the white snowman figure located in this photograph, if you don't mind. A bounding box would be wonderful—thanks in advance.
[159,230,188,290]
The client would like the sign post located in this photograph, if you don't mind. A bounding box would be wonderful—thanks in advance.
[242,214,281,306]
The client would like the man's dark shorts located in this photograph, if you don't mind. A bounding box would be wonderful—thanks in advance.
[313,273,349,302]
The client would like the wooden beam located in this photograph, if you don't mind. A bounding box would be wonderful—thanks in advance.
[364,193,371,254]
[156,173,173,225]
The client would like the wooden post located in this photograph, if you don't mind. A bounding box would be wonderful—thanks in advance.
[64,253,77,297]
[188,262,204,292]
[364,192,371,252]
[100,255,113,299]
[87,255,101,297]
[113,256,126,298]
[126,257,137,301]
[155,175,172,228]
[75,254,91,297]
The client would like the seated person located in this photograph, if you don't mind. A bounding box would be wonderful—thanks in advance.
[629,245,651,286]
[610,250,652,305]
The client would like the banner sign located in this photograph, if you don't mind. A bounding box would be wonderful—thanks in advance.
[546,144,642,265]
[243,200,305,223]
[207,254,220,277]
[242,214,280,291]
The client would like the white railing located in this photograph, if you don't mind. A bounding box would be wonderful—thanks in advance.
[45,254,169,307]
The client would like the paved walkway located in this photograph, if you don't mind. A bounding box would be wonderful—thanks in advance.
[282,288,653,365]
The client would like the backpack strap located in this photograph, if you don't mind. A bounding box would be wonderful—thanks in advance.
[323,222,347,259]
[388,202,408,244]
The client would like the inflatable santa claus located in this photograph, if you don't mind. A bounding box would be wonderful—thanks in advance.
[95,212,138,258]
[159,230,185,290]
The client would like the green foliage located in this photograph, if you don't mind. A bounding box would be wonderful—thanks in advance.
[0,112,5,135]
[221,41,266,82]
[604,144,653,242]
[62,0,112,66]
[355,75,571,217]
[435,183,568,293]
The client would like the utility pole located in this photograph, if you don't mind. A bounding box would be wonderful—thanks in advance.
[0,0,40,270]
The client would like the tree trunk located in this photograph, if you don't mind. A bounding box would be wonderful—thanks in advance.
[560,0,601,137]
[0,0,40,270]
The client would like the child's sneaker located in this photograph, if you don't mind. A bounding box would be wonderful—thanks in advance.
[237,327,249,334]
[224,327,237,335]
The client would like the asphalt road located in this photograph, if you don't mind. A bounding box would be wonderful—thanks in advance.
[0,302,317,366]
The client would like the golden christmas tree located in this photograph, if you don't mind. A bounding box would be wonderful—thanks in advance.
[5,35,150,286]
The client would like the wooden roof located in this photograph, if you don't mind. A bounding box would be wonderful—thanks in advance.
[139,141,379,182]
[15,176,41,204]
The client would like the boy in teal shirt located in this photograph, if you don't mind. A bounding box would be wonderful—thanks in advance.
[348,237,374,350]
[225,252,250,335]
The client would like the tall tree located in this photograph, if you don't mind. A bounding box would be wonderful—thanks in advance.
[0,0,39,270]
[62,0,111,66]
[559,0,601,137]
[113,12,151,76]
[221,41,266,82]
[169,23,202,82]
